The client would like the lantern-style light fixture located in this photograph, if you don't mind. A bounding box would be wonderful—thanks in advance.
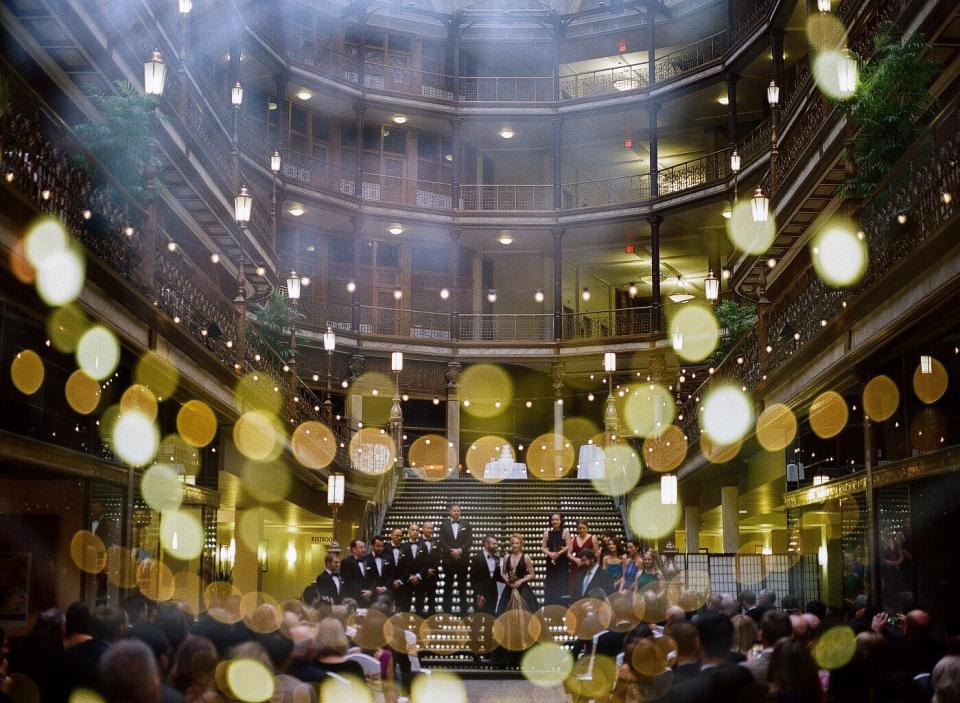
[817,0,831,10]
[440,288,450,300]
[231,81,244,107]
[582,287,591,301]
[487,289,498,303]
[327,472,345,508]
[628,282,638,298]
[270,149,281,174]
[837,49,858,99]
[705,269,720,301]
[323,327,336,352]
[144,49,167,96]
[347,280,357,293]
[391,352,404,372]
[920,355,933,375]
[286,271,301,300]
[766,80,780,107]
[234,185,252,224]
[660,474,678,505]
[751,185,770,223]
[672,330,684,351]
[393,288,403,300]
[730,149,741,173]
[604,352,617,373]
[534,288,545,303]
[179,0,193,14]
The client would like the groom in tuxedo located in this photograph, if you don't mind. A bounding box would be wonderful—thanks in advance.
[574,548,615,601]
[469,534,502,614]
[438,502,472,614]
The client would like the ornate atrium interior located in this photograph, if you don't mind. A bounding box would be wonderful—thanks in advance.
[2,0,960,698]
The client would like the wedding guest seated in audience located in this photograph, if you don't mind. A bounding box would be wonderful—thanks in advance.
[100,639,161,703]
[260,632,317,703]
[287,624,328,686]
[730,614,759,663]
[315,618,366,680]
[667,622,701,684]
[664,612,761,703]
[742,609,792,685]
[169,635,219,701]
[64,603,92,650]
[127,623,184,703]
[767,637,823,703]
[7,607,66,701]
[64,604,128,696]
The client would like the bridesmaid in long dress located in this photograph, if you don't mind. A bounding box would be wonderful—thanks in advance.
[619,538,642,591]
[567,520,596,596]
[542,512,570,606]
[498,534,540,613]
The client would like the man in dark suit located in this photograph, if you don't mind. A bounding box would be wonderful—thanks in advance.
[340,539,372,604]
[388,526,414,611]
[410,522,440,617]
[573,548,616,601]
[664,612,763,703]
[364,535,393,600]
[469,534,502,614]
[315,552,343,605]
[667,622,702,684]
[438,503,473,614]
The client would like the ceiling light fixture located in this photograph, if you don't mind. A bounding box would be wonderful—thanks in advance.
[668,277,694,303]
[487,289,498,303]
[388,223,404,235]
[499,127,515,139]
[628,282,638,298]
[534,289,545,303]
[498,230,513,245]
[288,201,305,216]
[295,89,312,100]
[392,114,407,124]
[717,95,729,105]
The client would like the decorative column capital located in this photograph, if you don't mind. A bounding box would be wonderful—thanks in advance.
[445,361,463,389]
[347,353,366,383]
[647,214,663,229]
[551,362,566,394]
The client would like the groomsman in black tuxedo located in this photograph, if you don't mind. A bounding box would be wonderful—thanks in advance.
[411,522,440,617]
[315,552,343,605]
[364,535,393,600]
[438,503,473,613]
[574,548,616,601]
[469,534,502,614]
[341,539,372,604]
[387,527,412,611]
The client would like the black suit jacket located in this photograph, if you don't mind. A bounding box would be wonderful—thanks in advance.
[315,570,342,604]
[469,550,501,610]
[438,518,472,560]
[664,662,762,703]
[387,542,410,583]
[575,566,617,600]
[339,554,369,602]
[411,538,440,579]
[363,552,395,592]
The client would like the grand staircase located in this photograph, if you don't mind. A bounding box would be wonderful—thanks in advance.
[380,476,628,672]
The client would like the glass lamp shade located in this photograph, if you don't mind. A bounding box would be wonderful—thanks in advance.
[327,473,345,507]
[604,352,617,373]
[705,270,720,301]
[231,81,244,107]
[817,0,831,9]
[730,149,741,173]
[347,280,357,293]
[270,149,281,173]
[179,0,193,13]
[920,355,933,374]
[286,272,301,300]
[487,290,497,303]
[535,289,545,303]
[767,80,780,107]
[751,186,769,223]
[672,330,684,351]
[837,50,858,99]
[323,327,336,352]
[628,282,638,298]
[144,49,167,96]
[582,287,591,301]
[660,474,678,505]
[234,186,252,224]
[391,352,404,372]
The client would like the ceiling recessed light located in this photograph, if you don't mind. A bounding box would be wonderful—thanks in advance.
[499,127,515,139]
[388,223,404,235]
[718,95,730,105]
[295,89,312,100]
[498,230,513,245]
[440,288,450,299]
[392,114,407,124]
[288,202,305,216]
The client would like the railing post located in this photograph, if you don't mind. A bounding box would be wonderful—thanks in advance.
[648,215,662,331]
[553,227,564,340]
[351,214,362,331]
[648,102,660,197]
[553,14,564,101]
[553,118,563,210]
[450,227,461,340]
[451,117,461,210]
[353,99,365,199]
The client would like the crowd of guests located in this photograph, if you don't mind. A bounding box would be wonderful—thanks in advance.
[2,502,959,703]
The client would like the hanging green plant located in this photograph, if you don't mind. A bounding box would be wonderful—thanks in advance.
[838,25,938,199]
[713,298,757,361]
[251,289,303,361]
[74,80,160,202]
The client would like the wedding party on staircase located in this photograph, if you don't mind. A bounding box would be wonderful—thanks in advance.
[2,0,960,700]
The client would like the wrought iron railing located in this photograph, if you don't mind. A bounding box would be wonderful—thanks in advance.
[459,183,555,211]
[655,31,728,83]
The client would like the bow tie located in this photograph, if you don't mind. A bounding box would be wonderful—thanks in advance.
[451,521,459,525]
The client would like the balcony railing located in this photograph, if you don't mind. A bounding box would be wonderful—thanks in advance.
[0,102,354,469]
[459,75,555,103]
[655,31,728,83]
[559,64,648,100]
[296,301,656,343]
[459,184,555,211]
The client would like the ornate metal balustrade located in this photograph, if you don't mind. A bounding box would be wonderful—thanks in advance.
[0,105,353,469]
[459,183,555,211]
[654,31,728,83]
